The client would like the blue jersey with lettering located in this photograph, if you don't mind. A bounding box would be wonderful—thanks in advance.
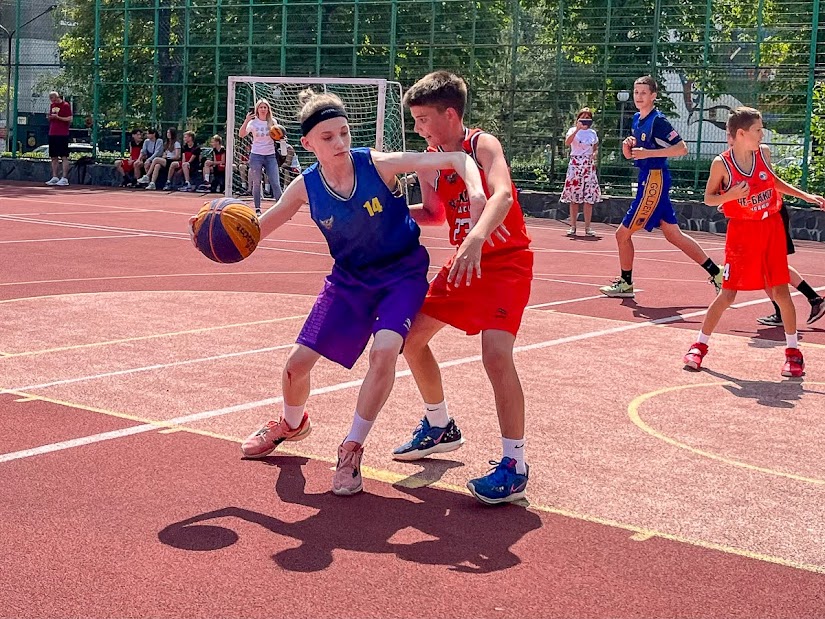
[632,109,683,171]
[302,147,421,276]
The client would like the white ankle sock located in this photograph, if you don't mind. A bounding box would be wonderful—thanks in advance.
[697,331,711,345]
[423,400,450,428]
[344,412,375,446]
[786,332,799,349]
[501,437,527,474]
[283,403,306,429]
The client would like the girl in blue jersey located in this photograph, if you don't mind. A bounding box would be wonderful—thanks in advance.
[237,88,487,496]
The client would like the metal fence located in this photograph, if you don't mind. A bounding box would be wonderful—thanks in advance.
[1,0,823,194]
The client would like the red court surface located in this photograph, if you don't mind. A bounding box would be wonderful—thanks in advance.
[1,181,825,618]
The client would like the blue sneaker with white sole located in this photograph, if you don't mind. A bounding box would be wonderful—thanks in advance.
[392,417,464,461]
[467,457,528,505]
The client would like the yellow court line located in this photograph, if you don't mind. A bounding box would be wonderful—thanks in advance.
[629,381,825,486]
[5,389,825,576]
[2,314,307,358]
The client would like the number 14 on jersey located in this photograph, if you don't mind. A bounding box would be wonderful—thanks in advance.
[363,197,383,217]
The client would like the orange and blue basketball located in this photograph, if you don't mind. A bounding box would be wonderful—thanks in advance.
[269,124,285,141]
[192,198,260,263]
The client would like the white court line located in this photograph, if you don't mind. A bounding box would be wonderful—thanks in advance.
[4,288,823,463]
[0,234,145,245]
[5,344,295,393]
[527,294,612,309]
[0,271,332,288]
[2,313,308,358]
[0,214,332,258]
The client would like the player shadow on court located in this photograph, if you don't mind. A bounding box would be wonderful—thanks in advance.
[620,299,707,322]
[735,327,824,347]
[700,368,812,408]
[157,456,542,574]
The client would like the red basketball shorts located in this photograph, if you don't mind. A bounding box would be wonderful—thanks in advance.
[421,248,533,336]
[723,213,790,291]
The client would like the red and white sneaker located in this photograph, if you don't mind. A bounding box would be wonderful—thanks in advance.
[683,342,709,370]
[781,348,805,378]
[240,412,312,458]
[332,441,364,496]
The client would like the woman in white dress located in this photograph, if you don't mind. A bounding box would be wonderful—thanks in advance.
[560,108,602,236]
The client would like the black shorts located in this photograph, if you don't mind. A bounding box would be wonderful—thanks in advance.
[780,204,795,255]
[48,135,70,158]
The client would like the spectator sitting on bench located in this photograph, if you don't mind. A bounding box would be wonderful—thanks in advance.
[198,134,227,193]
[134,128,162,185]
[139,127,180,190]
[114,128,144,187]
[168,130,201,191]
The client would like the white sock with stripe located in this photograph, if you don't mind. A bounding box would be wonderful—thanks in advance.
[501,437,527,475]
[423,400,450,428]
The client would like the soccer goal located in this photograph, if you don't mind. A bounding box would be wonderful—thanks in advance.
[225,76,406,198]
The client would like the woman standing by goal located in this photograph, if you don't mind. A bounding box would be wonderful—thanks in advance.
[239,98,286,215]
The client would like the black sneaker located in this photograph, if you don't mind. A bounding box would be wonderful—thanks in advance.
[392,417,464,461]
[808,297,825,325]
[757,313,783,327]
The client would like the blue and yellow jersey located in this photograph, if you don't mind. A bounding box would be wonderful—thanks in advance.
[632,109,683,171]
[302,147,421,276]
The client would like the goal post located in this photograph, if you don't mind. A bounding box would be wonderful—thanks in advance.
[224,76,405,198]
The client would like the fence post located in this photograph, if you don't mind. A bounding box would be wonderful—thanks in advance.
[651,0,661,71]
[183,0,190,128]
[120,0,130,156]
[801,0,820,190]
[212,0,221,136]
[692,0,712,190]
[10,0,21,157]
[92,0,101,158]
[387,0,395,79]
[505,0,519,154]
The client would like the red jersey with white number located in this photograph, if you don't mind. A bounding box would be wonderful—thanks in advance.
[719,147,782,220]
[428,128,531,255]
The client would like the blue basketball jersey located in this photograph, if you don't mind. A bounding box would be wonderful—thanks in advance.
[302,147,421,275]
[632,109,682,171]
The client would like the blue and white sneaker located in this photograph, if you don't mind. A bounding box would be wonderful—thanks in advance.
[466,457,529,505]
[392,417,464,461]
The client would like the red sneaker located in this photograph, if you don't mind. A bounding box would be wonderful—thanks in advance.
[683,342,709,370]
[782,348,805,378]
[240,412,312,458]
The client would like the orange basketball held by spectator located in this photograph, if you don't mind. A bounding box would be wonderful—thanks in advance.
[192,198,261,263]
[269,124,285,141]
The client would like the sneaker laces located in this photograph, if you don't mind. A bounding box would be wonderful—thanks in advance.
[483,459,515,485]
[255,419,279,437]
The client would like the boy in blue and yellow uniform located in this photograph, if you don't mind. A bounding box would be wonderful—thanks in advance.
[600,75,723,298]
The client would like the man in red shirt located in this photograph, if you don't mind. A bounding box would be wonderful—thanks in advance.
[45,91,73,187]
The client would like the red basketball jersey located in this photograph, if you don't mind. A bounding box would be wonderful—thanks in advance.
[428,128,530,255]
[719,148,782,220]
[129,141,142,160]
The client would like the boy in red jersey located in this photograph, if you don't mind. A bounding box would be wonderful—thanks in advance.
[114,128,143,186]
[683,107,825,377]
[394,71,533,505]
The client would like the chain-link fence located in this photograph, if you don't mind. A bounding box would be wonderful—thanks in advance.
[2,0,823,196]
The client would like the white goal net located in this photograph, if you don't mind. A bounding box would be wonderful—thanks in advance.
[225,76,406,198]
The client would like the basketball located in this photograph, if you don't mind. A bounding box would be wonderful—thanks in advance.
[269,124,285,141]
[192,198,261,263]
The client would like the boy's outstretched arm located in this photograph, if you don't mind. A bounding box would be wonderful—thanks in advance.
[762,145,825,207]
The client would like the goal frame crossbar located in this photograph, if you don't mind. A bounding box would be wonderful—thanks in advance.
[225,76,401,198]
